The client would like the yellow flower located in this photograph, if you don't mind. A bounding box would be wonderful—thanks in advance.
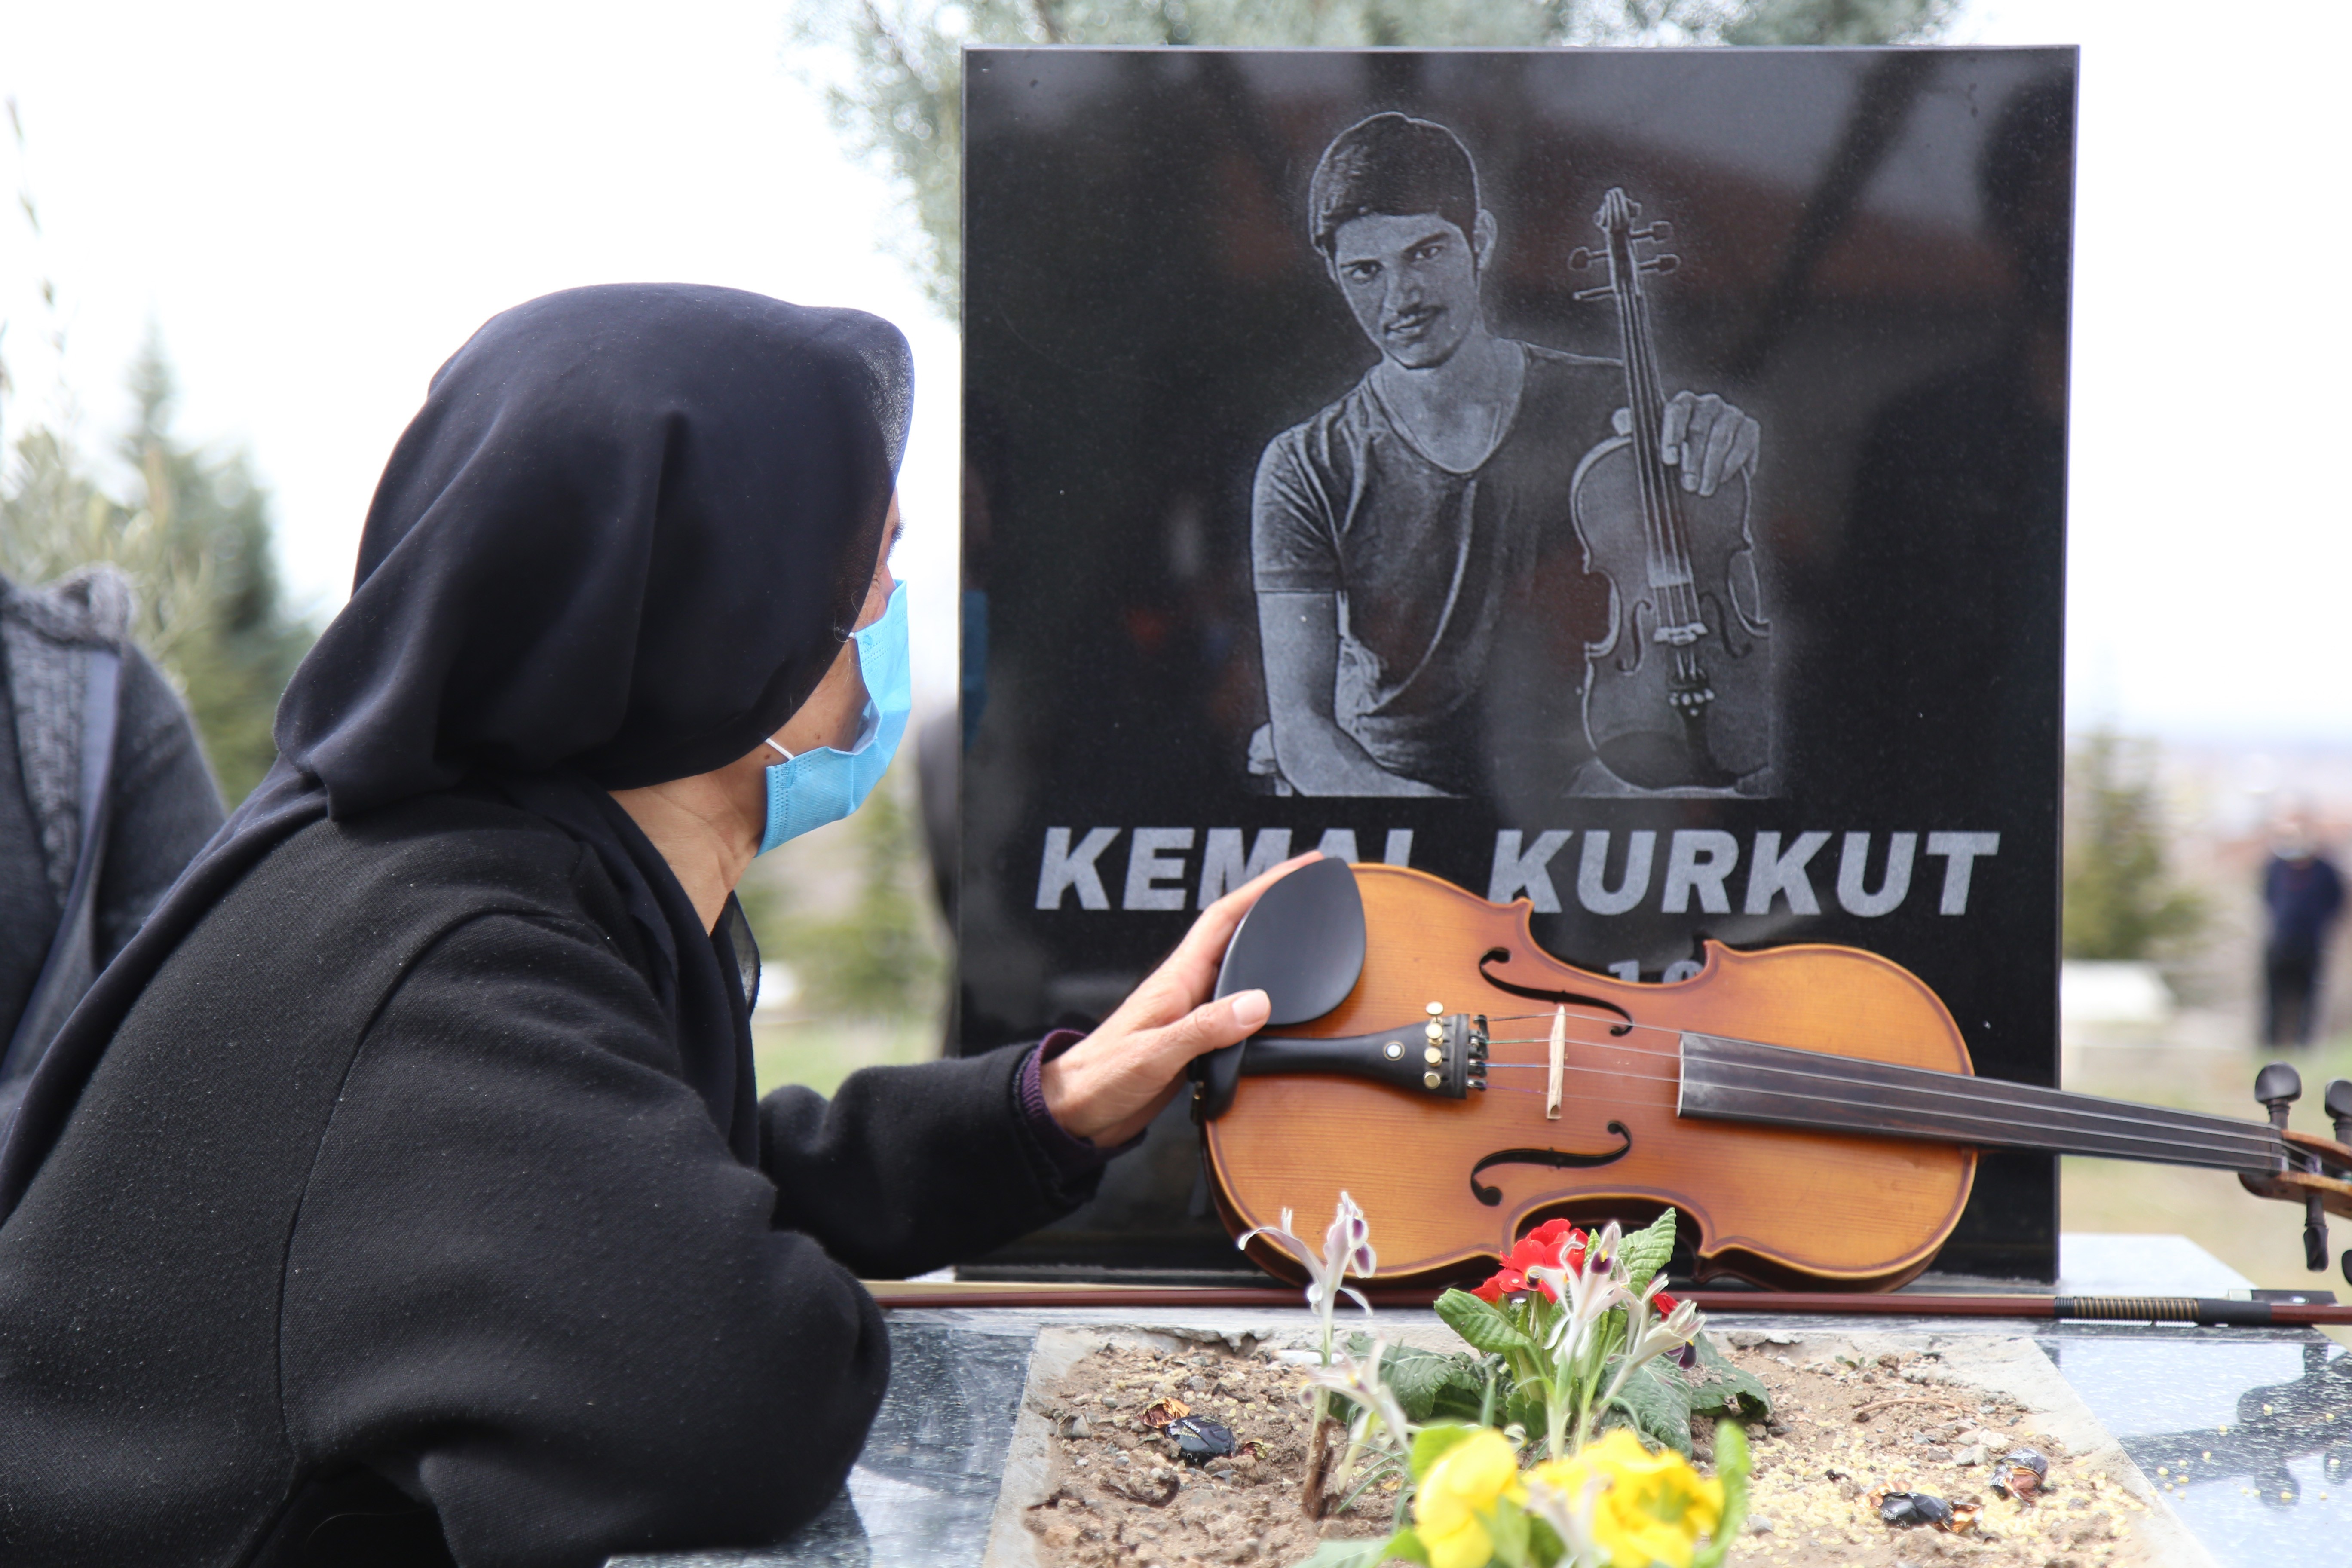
[1525,1429,1725,1568]
[1415,1429,1525,1568]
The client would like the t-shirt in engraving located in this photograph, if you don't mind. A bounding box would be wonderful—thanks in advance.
[1252,342,1620,795]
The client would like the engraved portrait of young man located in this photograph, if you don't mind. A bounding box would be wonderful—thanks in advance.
[1250,113,1764,801]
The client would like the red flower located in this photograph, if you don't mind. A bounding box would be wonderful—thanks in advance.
[1498,1221,1588,1300]
[1652,1289,1681,1316]
[1506,1220,1587,1274]
[1471,1268,1529,1304]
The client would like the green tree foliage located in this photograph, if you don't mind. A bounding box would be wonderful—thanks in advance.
[0,333,315,803]
[788,0,1958,315]
[740,761,948,1020]
[2062,729,2205,963]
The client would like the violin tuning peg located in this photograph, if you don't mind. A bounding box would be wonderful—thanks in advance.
[2306,1200,2329,1273]
[1635,222,1672,243]
[2325,1078,2352,1145]
[2257,1062,2304,1129]
[1639,255,1681,276]
[1573,284,1616,303]
[1568,247,1596,271]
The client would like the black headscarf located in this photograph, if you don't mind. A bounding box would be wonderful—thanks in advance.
[0,284,912,1214]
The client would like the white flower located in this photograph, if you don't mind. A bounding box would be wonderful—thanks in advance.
[1304,1335,1412,1444]
[1528,1219,1629,1362]
[1521,1465,1608,1568]
[1236,1192,1377,1328]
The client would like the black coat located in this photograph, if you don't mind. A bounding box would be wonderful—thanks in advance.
[0,793,1091,1567]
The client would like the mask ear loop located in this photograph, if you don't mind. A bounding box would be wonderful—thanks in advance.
[763,738,793,762]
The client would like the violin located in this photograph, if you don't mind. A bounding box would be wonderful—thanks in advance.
[1567,189,1770,791]
[1193,860,2352,1291]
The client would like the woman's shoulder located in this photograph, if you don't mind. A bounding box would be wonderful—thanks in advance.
[254,791,639,965]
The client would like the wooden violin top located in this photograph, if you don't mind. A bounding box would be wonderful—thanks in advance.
[1203,865,1977,1292]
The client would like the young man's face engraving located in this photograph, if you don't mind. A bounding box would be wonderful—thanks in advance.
[1328,209,1495,371]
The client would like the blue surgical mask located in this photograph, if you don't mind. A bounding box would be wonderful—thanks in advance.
[758,582,911,853]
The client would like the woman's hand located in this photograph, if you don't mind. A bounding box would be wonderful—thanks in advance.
[1039,853,1320,1146]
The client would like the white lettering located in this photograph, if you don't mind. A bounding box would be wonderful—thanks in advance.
[1577,830,1656,916]
[1314,828,1360,863]
[1926,832,2000,915]
[1196,828,1293,906]
[1123,828,1195,911]
[1608,960,1642,982]
[1837,832,1916,917]
[1661,831,1739,914]
[1382,829,1415,867]
[1488,830,1572,911]
[1742,830,1831,916]
[1035,827,1120,910]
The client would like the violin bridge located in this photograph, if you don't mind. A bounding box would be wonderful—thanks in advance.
[1546,1004,1566,1120]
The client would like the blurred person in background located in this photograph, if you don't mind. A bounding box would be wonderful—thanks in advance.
[2261,811,2343,1049]
[0,565,221,1133]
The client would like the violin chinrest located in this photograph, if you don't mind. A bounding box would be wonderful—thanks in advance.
[1195,857,1366,1119]
[1214,855,1366,1023]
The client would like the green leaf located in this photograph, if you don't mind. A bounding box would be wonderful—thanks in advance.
[1691,1421,1753,1568]
[1289,1534,1421,1568]
[1485,1496,1532,1568]
[1427,1360,1498,1426]
[1502,1381,1549,1440]
[1611,1360,1696,1458]
[1409,1422,1479,1482]
[1683,1333,1773,1421]
[1378,1344,1485,1424]
[1525,1511,1563,1568]
[1620,1208,1679,1295]
[1434,1288,1539,1357]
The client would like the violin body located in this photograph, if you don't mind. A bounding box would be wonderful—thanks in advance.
[1204,866,1975,1292]
[1571,441,1770,790]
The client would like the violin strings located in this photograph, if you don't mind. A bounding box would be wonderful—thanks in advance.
[1477,1084,1677,1112]
[1487,1045,2277,1145]
[1464,1077,2269,1161]
[1482,1025,2283,1141]
[1461,1050,2278,1159]
[1437,1011,2281,1154]
[1353,1008,2285,1158]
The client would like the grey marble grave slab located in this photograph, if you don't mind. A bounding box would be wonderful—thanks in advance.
[612,1236,2348,1567]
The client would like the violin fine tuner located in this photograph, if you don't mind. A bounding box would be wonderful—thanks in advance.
[1196,1011,1490,1121]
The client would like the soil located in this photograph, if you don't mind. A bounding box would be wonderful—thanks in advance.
[1715,1333,2156,1568]
[1018,1339,1397,1568]
[1019,1333,2163,1568]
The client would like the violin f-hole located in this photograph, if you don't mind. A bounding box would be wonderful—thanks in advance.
[1469,1122,1635,1207]
[1477,948,1634,1035]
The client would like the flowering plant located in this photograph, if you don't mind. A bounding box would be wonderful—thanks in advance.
[1264,1200,1765,1568]
[1433,1211,1761,1463]
[1239,1194,1389,1515]
[1237,1191,1378,1369]
[1305,1419,1751,1568]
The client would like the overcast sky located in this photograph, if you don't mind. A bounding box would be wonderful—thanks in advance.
[4,0,2346,740]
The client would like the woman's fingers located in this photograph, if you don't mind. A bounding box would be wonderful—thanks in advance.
[1039,854,1320,1143]
[1151,989,1270,1065]
[1155,851,1323,1002]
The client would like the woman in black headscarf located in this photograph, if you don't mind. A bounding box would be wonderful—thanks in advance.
[0,285,1284,1567]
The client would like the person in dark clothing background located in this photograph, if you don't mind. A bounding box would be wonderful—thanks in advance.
[0,285,1290,1568]
[2260,813,2344,1048]
[0,564,222,1132]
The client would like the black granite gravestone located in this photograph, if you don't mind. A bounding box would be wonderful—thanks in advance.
[958,46,2076,1285]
